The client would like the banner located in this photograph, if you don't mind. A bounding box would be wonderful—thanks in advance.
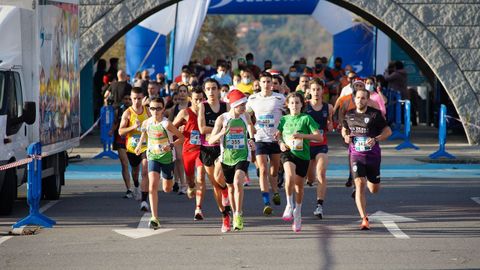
[208,0,320,15]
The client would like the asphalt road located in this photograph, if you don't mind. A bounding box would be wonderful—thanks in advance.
[1,175,480,270]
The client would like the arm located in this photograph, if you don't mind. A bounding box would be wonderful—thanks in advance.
[208,115,226,145]
[366,125,392,147]
[166,121,185,150]
[197,103,212,134]
[134,121,148,155]
[341,126,352,144]
[327,104,334,132]
[292,130,323,142]
[173,108,188,128]
[118,110,139,136]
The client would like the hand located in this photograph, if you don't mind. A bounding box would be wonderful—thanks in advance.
[162,144,172,152]
[343,135,351,144]
[292,133,303,139]
[248,139,256,150]
[134,146,141,156]
[178,126,185,133]
[366,137,376,147]
[133,120,141,130]
[274,131,281,141]
[280,142,289,152]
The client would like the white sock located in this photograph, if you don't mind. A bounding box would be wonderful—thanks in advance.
[287,195,294,207]
[294,203,302,216]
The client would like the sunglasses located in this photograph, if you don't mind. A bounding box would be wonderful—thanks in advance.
[149,107,164,111]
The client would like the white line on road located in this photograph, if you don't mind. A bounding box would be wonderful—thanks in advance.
[0,200,60,246]
[114,213,174,239]
[471,197,480,205]
[382,221,410,239]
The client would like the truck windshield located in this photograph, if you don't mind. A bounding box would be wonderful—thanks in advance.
[0,72,4,114]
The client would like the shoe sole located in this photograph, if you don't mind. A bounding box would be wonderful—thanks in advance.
[360,226,370,230]
[194,214,204,221]
[282,216,293,221]
[314,213,323,219]
[150,222,161,230]
[141,207,148,212]
[263,206,273,216]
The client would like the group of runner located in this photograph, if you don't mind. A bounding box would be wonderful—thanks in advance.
[111,69,391,233]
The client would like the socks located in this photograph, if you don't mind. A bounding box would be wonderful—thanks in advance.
[141,192,148,202]
[286,194,294,208]
[221,187,228,198]
[294,203,302,217]
[317,199,324,206]
[262,192,270,205]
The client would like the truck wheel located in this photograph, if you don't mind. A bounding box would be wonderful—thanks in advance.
[0,169,17,215]
[42,173,61,200]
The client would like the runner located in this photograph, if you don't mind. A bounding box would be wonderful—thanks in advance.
[246,72,285,215]
[198,78,232,232]
[209,90,255,231]
[173,87,206,220]
[342,87,392,230]
[118,87,151,211]
[111,94,133,198]
[135,97,184,229]
[305,79,333,219]
[277,92,323,232]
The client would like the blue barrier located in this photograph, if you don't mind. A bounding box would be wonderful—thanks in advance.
[388,91,405,140]
[93,105,118,159]
[395,100,419,150]
[13,143,56,228]
[429,104,456,159]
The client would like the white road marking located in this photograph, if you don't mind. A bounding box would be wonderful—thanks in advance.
[369,211,416,239]
[471,197,480,205]
[0,200,60,246]
[113,213,174,239]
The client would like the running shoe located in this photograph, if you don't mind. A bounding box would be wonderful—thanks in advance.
[272,193,281,205]
[243,176,251,187]
[306,179,314,187]
[140,201,149,212]
[292,208,302,232]
[194,208,204,221]
[345,178,353,187]
[263,205,273,216]
[234,214,244,231]
[149,217,161,230]
[172,182,179,193]
[313,204,323,219]
[124,190,133,199]
[187,187,196,199]
[221,214,231,233]
[133,187,141,201]
[178,186,187,195]
[360,217,370,230]
[282,205,293,221]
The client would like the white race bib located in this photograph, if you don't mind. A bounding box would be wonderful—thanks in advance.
[226,127,246,150]
[190,130,201,145]
[353,137,371,152]
[257,114,275,128]
[288,136,303,151]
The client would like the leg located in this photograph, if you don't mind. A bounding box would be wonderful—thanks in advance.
[148,171,160,218]
[293,174,305,204]
[306,160,316,186]
[196,166,206,209]
[204,164,225,212]
[354,177,368,218]
[140,157,149,194]
[283,161,296,204]
[118,148,131,190]
[233,169,246,214]
[257,155,270,194]
[316,153,328,201]
[268,153,281,194]
[367,182,380,194]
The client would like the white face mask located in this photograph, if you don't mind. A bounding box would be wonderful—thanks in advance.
[365,84,374,91]
[220,91,227,99]
[233,80,239,87]
[242,78,251,84]
[217,70,225,77]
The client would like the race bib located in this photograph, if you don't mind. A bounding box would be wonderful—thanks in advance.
[353,137,371,152]
[150,137,169,154]
[287,136,303,151]
[257,114,275,128]
[129,135,141,148]
[225,127,246,150]
[190,130,201,145]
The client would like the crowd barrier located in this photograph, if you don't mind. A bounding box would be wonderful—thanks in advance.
[93,105,118,159]
[429,104,455,159]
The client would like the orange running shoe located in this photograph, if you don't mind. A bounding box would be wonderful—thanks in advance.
[221,214,231,233]
[360,217,370,230]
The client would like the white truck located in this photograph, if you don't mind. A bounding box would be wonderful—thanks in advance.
[0,0,80,215]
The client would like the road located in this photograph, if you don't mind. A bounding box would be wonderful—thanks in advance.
[1,174,480,270]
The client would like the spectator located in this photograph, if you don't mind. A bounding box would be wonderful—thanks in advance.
[93,59,107,121]
[384,61,408,99]
[104,70,132,109]
[285,65,299,93]
[245,52,261,79]
[211,63,232,85]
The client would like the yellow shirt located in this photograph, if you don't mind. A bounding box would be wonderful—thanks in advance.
[126,106,149,153]
[236,83,254,95]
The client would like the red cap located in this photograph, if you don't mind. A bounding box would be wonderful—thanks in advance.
[227,89,247,108]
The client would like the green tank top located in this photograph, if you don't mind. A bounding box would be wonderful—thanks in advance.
[221,113,250,166]
[146,118,174,164]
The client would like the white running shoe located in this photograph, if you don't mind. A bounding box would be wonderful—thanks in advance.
[140,201,149,212]
[313,204,323,219]
[292,208,302,232]
[133,187,141,201]
[282,205,293,221]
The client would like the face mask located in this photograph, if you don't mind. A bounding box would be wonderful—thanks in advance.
[365,84,374,91]
[242,78,251,84]
[345,70,350,75]
[205,65,211,71]
[247,60,253,65]
[217,71,224,77]
[233,80,238,87]
[220,91,227,99]
[289,72,298,78]
[298,64,306,70]
[181,77,189,83]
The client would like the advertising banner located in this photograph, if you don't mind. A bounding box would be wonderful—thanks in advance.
[208,0,320,15]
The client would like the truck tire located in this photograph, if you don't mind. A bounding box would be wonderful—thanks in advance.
[42,173,62,200]
[0,169,17,215]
